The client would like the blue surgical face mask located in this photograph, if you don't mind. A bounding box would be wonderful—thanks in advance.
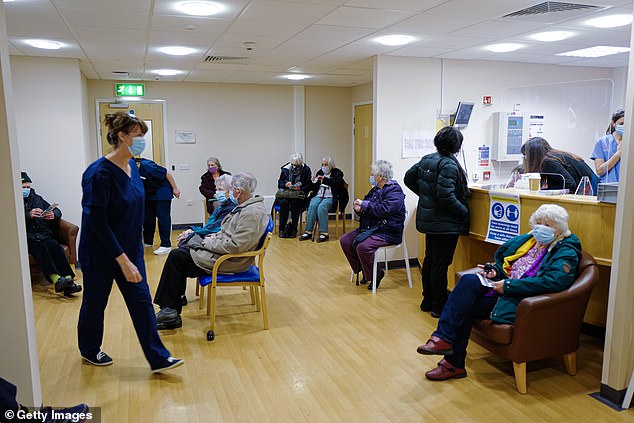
[321,166,330,174]
[128,136,146,156]
[532,224,555,245]
[615,124,624,136]
[22,187,31,198]
[216,191,227,203]
[229,190,236,202]
[369,175,377,187]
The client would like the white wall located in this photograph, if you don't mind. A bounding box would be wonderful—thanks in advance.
[87,80,354,224]
[374,55,615,259]
[0,5,41,406]
[11,56,88,226]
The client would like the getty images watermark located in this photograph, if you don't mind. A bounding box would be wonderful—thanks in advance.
[4,407,100,422]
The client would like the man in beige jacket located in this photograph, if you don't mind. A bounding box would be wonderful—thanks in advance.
[153,172,269,329]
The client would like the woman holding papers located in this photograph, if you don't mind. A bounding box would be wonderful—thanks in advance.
[415,204,581,381]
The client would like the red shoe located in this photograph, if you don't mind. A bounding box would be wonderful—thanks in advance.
[416,336,453,355]
[425,359,467,381]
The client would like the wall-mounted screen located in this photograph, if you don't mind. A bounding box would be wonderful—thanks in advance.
[452,101,475,128]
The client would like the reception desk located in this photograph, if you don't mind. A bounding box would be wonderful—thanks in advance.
[417,187,616,327]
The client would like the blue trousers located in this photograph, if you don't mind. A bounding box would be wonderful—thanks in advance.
[433,274,499,369]
[144,200,172,247]
[77,258,170,369]
[305,196,333,233]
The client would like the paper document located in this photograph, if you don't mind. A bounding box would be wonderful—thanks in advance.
[477,273,495,288]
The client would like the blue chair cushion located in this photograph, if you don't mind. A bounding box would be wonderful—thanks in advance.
[198,265,261,287]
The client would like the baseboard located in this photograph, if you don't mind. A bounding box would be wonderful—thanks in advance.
[589,383,632,410]
[173,223,200,230]
[581,322,605,339]
[380,258,420,270]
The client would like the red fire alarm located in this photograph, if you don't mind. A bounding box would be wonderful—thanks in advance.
[483,171,491,181]
[483,96,492,105]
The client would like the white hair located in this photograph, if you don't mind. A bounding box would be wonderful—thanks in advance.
[290,152,303,166]
[231,172,257,196]
[322,156,336,168]
[371,160,393,181]
[215,174,232,190]
[529,204,571,238]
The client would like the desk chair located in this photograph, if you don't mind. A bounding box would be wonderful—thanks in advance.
[197,219,274,341]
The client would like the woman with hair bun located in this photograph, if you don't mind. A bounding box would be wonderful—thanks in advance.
[77,111,183,373]
[404,126,470,317]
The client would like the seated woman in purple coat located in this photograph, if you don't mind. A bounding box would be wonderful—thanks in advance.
[340,160,406,290]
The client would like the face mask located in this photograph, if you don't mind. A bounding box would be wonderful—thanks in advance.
[532,224,555,245]
[208,166,218,174]
[229,190,236,202]
[369,175,377,187]
[128,136,146,156]
[615,124,624,136]
[321,166,330,174]
[22,187,31,198]
[216,191,227,203]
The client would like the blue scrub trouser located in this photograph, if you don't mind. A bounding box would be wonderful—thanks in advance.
[432,274,499,369]
[144,200,172,247]
[77,260,171,369]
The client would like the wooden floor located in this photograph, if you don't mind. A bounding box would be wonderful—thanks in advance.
[32,223,633,422]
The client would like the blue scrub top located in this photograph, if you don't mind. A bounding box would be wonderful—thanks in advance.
[138,159,173,201]
[79,157,145,267]
[591,134,620,183]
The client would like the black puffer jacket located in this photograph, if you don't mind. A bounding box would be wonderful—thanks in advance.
[308,167,349,211]
[23,189,62,242]
[404,152,470,235]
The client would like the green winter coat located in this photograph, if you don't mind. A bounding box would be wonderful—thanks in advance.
[487,233,582,324]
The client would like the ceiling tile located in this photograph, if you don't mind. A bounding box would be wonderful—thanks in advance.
[150,15,232,34]
[344,0,446,13]
[53,0,151,14]
[316,6,412,28]
[451,20,546,39]
[58,8,148,30]
[388,13,482,34]
[240,1,338,24]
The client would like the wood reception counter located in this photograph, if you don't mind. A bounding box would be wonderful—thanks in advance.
[417,187,616,327]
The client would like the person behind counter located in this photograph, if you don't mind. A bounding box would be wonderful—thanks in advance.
[523,137,598,193]
[416,204,581,381]
[591,108,624,183]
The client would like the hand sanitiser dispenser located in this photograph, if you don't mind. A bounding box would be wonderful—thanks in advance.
[492,112,527,161]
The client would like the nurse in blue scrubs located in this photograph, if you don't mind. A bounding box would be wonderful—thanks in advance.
[591,108,624,183]
[77,111,183,373]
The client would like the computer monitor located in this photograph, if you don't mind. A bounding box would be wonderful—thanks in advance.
[451,101,475,128]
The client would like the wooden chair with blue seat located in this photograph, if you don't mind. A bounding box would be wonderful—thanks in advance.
[197,218,274,341]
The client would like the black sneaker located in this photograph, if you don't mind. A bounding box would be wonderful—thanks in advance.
[151,356,184,374]
[82,350,113,366]
[156,307,178,323]
[54,277,74,293]
[63,284,82,297]
[42,403,90,423]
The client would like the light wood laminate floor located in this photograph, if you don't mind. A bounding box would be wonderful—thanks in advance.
[31,224,632,422]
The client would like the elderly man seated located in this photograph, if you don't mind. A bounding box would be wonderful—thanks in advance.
[153,173,269,330]
[22,172,82,296]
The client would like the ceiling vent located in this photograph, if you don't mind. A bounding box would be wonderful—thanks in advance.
[502,2,606,23]
[111,71,129,79]
[204,55,249,63]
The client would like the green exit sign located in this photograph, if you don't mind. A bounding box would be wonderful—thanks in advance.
[115,83,145,97]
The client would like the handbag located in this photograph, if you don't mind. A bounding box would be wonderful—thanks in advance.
[352,219,387,248]
[275,188,305,200]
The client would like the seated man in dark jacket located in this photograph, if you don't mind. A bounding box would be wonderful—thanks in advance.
[22,172,81,296]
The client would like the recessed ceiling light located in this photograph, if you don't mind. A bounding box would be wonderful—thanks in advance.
[282,74,310,80]
[25,39,62,50]
[375,35,414,46]
[586,14,633,28]
[530,31,572,42]
[557,46,630,58]
[485,43,522,53]
[153,69,183,76]
[158,46,197,56]
[177,1,223,16]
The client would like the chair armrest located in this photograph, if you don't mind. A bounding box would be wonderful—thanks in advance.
[57,219,79,264]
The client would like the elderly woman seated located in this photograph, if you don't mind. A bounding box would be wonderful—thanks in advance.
[340,160,406,290]
[416,204,581,380]
[276,152,312,238]
[176,174,236,246]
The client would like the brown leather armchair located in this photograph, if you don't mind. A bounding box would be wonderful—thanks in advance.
[456,251,599,394]
[28,219,79,274]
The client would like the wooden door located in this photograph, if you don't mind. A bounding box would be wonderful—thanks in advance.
[98,102,166,165]
[354,103,373,202]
